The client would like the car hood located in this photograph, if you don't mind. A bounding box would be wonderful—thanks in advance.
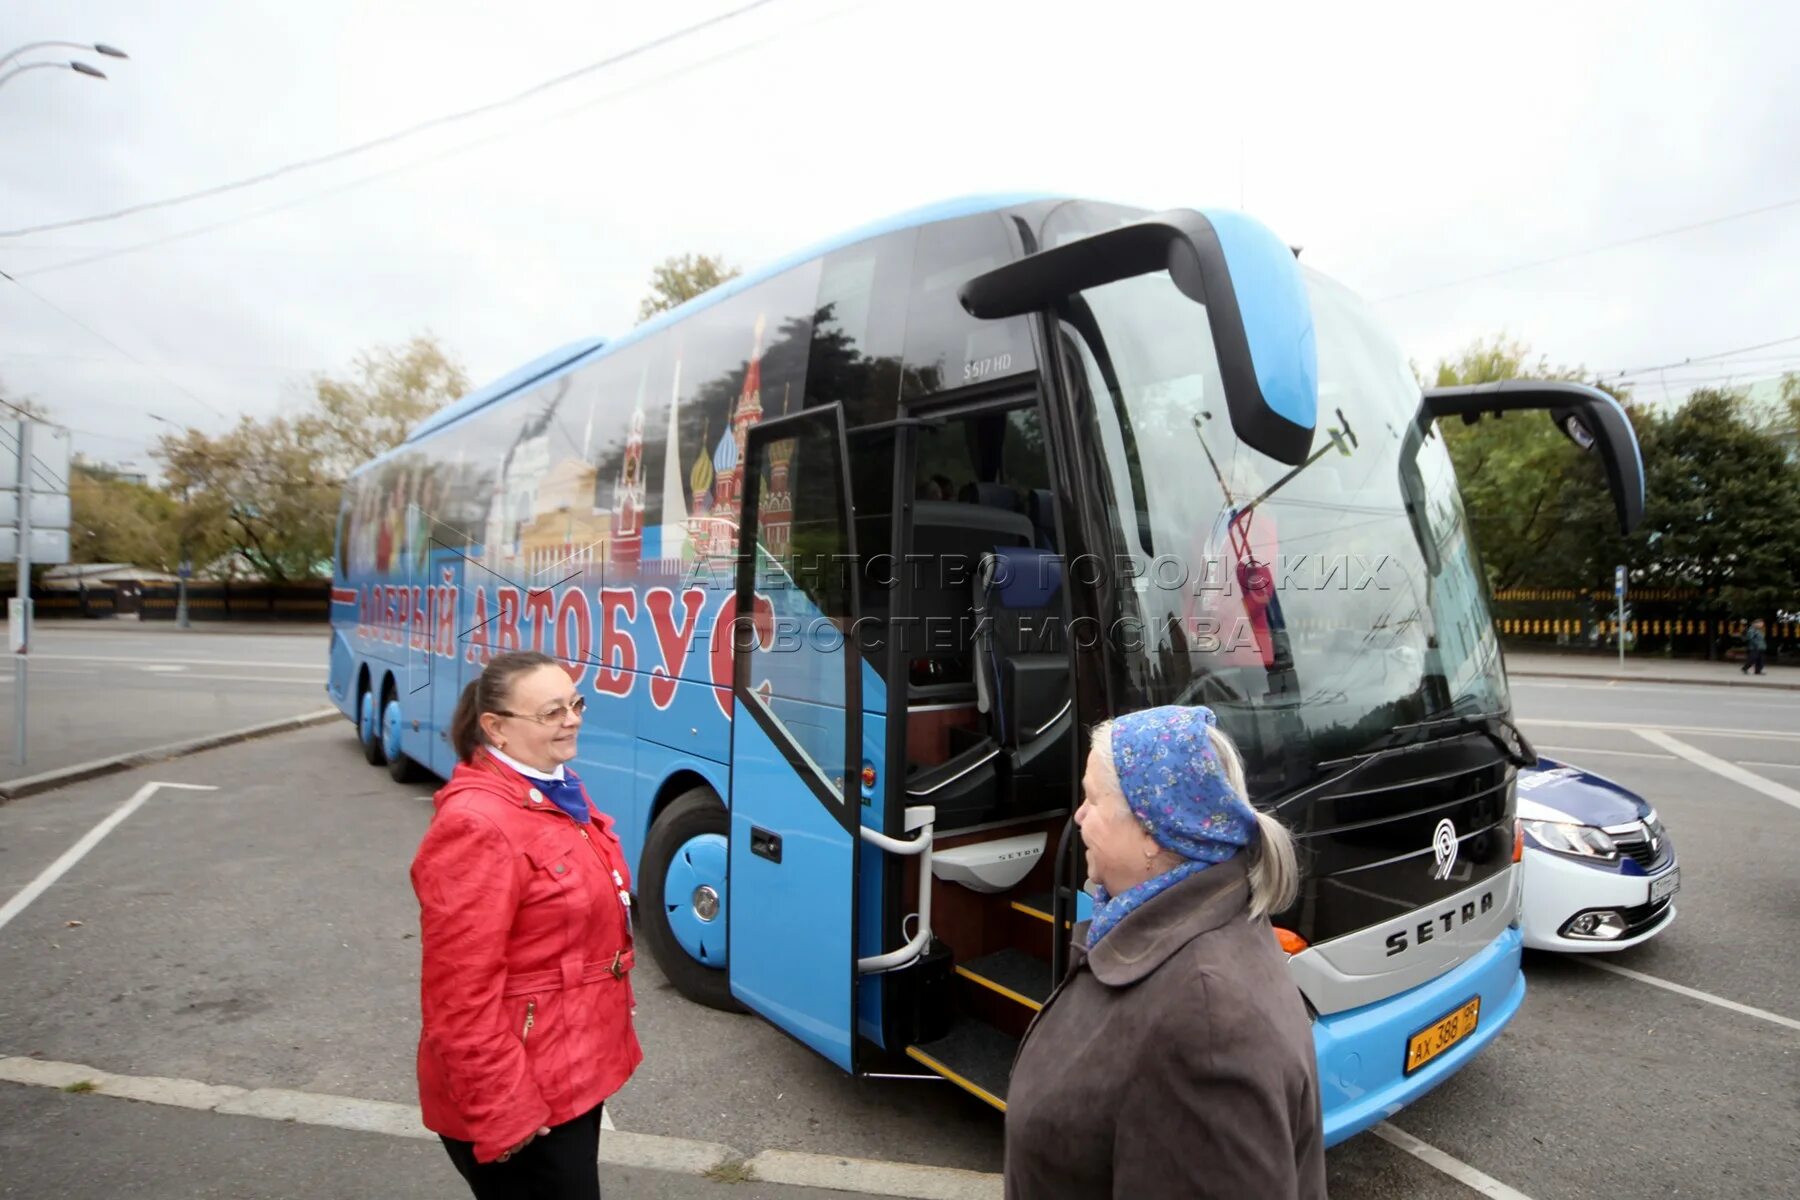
[1516,757,1653,827]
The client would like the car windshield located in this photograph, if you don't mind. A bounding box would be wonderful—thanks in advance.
[1042,203,1507,794]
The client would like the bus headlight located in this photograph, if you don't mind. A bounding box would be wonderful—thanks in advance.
[1522,819,1619,860]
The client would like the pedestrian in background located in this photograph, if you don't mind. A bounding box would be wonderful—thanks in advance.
[1742,618,1768,676]
[412,650,641,1199]
[1004,705,1325,1199]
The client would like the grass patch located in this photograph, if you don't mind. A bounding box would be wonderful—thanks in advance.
[61,1080,98,1094]
[703,1157,756,1184]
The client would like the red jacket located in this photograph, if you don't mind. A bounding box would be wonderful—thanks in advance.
[411,753,642,1162]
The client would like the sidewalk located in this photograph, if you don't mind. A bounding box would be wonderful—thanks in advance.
[1504,649,1800,691]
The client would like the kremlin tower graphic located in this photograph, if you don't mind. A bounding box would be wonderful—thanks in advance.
[688,315,770,561]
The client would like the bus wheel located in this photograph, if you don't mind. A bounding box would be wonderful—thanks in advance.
[358,687,387,766]
[383,693,424,783]
[639,788,743,1013]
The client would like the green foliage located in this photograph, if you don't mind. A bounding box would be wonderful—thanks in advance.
[1438,336,1800,652]
[637,253,741,323]
[1431,335,1622,593]
[1638,388,1800,616]
[302,335,469,473]
[152,334,467,582]
[70,462,182,569]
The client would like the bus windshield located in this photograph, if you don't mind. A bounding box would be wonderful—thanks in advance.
[1047,207,1506,792]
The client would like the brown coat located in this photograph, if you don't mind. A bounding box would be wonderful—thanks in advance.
[1003,858,1326,1199]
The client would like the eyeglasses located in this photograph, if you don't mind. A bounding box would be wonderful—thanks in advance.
[495,696,587,725]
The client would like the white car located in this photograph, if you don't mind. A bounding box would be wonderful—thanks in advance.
[1517,757,1681,952]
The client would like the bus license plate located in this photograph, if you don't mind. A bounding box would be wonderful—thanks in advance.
[1651,868,1681,904]
[1405,997,1480,1075]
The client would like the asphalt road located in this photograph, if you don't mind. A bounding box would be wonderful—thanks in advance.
[0,624,329,782]
[0,664,1795,1198]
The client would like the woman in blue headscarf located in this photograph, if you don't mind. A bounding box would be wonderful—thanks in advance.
[1003,705,1325,1200]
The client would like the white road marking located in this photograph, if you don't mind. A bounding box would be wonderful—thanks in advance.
[0,665,99,676]
[137,664,187,673]
[130,672,325,685]
[28,653,326,671]
[602,1106,615,1131]
[1515,680,1788,703]
[747,1149,1001,1198]
[1634,728,1800,814]
[1372,1123,1536,1200]
[0,781,219,935]
[0,1055,995,1195]
[1531,744,1675,761]
[1741,759,1800,773]
[1524,718,1800,743]
[1578,960,1800,1033]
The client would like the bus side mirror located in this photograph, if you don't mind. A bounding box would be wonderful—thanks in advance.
[1421,380,1646,535]
[958,208,1318,466]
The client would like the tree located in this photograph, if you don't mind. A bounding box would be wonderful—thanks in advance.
[637,253,741,323]
[1638,388,1800,654]
[1430,335,1627,593]
[69,461,182,569]
[151,334,468,582]
[300,334,468,475]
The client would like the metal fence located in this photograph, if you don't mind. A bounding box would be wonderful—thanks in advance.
[1493,588,1794,660]
[139,582,331,623]
[29,587,118,619]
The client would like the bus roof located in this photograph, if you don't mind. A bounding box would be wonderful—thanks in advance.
[377,192,1060,468]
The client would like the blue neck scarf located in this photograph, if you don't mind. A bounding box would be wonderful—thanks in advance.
[1086,706,1258,949]
[488,748,590,824]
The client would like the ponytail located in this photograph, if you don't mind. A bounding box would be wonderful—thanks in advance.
[450,650,561,762]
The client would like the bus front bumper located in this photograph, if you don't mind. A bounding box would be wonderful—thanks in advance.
[1313,925,1525,1147]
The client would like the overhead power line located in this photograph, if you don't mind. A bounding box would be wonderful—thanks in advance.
[0,1,778,240]
[1603,333,1800,379]
[6,0,868,282]
[0,267,230,420]
[1374,194,1800,303]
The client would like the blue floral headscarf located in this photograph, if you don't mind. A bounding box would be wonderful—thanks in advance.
[1085,705,1258,948]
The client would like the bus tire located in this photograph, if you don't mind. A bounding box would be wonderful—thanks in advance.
[639,788,743,1014]
[358,685,387,766]
[383,693,425,783]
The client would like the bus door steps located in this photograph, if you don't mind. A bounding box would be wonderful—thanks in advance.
[955,947,1052,1012]
[906,1018,1016,1112]
[1010,891,1074,930]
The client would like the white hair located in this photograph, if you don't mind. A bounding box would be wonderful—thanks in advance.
[1088,716,1298,919]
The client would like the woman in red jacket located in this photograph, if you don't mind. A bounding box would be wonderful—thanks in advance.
[412,650,642,1199]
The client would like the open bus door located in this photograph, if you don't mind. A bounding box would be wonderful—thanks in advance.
[727,405,864,1071]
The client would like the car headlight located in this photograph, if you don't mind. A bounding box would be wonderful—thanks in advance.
[1522,819,1619,859]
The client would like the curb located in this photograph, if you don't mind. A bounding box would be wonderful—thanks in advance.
[0,708,342,804]
[1509,669,1800,693]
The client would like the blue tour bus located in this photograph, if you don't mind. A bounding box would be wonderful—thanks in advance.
[328,195,1644,1144]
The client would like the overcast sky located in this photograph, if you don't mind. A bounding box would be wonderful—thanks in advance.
[3,0,1797,475]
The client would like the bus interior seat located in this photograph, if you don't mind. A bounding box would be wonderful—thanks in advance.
[959,481,1023,513]
[904,500,1035,668]
[974,545,1074,797]
[1027,488,1058,550]
[895,499,1036,828]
